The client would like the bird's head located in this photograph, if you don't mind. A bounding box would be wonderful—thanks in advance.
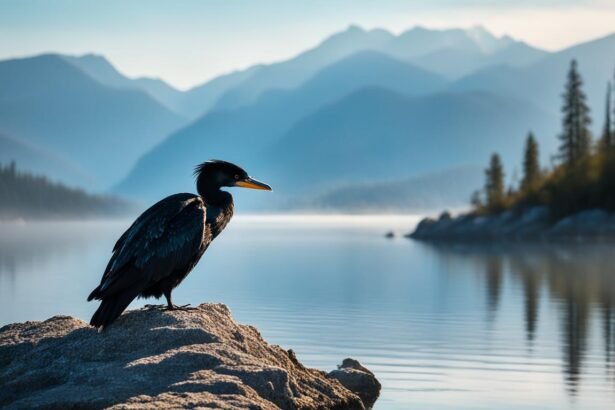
[194,160,272,196]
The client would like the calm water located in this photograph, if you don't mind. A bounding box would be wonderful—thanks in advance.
[1,216,614,409]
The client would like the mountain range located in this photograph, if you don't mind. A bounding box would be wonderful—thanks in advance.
[0,54,184,188]
[1,25,613,211]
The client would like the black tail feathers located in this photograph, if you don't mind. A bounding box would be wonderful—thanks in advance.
[87,285,101,302]
[89,290,138,330]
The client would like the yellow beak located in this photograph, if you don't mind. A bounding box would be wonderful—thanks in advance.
[235,177,272,191]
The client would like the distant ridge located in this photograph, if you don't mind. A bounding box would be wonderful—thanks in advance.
[453,32,615,116]
[0,25,611,212]
[0,54,185,188]
[0,132,92,188]
[0,162,132,219]
[307,166,483,212]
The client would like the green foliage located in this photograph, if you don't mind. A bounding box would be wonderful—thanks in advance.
[558,60,592,167]
[0,161,131,219]
[484,153,505,211]
[472,61,615,220]
[600,75,613,151]
[521,132,541,192]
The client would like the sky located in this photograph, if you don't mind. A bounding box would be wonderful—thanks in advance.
[1,0,614,89]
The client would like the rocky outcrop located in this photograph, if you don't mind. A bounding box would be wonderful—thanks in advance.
[0,304,380,409]
[410,207,615,241]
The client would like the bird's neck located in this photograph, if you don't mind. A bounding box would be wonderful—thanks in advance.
[197,182,232,207]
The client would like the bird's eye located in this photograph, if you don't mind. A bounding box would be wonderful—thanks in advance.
[234,174,239,180]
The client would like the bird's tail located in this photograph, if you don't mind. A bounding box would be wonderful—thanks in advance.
[87,285,101,302]
[89,289,139,330]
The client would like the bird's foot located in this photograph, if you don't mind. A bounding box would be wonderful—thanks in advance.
[166,303,196,311]
[144,304,167,311]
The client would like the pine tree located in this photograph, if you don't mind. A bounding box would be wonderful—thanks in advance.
[521,132,540,191]
[612,68,615,132]
[601,81,612,150]
[559,60,592,167]
[485,153,505,210]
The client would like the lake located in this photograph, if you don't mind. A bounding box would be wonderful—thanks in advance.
[1,216,614,409]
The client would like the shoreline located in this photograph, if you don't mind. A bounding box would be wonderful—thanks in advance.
[408,207,615,242]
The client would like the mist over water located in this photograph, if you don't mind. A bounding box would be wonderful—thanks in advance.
[1,216,614,409]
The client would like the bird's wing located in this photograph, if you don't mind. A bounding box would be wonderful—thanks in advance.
[93,193,208,298]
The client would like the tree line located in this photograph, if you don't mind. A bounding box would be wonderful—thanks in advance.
[0,161,132,219]
[473,60,615,219]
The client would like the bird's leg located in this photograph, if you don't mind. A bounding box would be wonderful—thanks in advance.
[164,290,175,310]
[164,290,193,310]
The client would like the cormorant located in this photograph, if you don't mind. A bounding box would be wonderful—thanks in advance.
[87,160,271,329]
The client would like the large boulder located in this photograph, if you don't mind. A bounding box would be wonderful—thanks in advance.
[328,359,381,409]
[0,304,380,409]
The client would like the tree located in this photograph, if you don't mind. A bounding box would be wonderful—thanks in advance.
[485,153,505,210]
[558,60,592,167]
[521,132,540,191]
[600,81,612,150]
[470,190,483,209]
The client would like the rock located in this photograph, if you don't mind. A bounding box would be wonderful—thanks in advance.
[438,211,452,222]
[518,206,549,226]
[548,208,609,237]
[409,217,437,237]
[0,303,380,409]
[328,359,381,409]
[384,231,395,238]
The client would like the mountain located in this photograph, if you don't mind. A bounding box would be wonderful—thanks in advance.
[0,54,185,188]
[383,26,546,78]
[211,26,395,110]
[308,166,483,212]
[117,86,557,209]
[210,25,547,111]
[453,33,615,121]
[64,53,263,120]
[115,52,449,200]
[63,54,186,115]
[179,67,263,119]
[0,132,92,187]
[263,88,557,199]
[60,26,547,119]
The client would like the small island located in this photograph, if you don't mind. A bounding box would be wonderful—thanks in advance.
[0,304,380,409]
[411,60,615,242]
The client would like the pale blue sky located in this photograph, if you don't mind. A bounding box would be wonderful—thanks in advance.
[1,0,613,89]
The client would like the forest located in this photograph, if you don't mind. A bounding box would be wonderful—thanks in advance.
[474,60,615,220]
[0,161,132,219]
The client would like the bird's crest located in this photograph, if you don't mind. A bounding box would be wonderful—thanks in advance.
[193,160,246,178]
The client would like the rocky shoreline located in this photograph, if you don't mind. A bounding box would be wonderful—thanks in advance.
[409,207,615,241]
[0,303,380,409]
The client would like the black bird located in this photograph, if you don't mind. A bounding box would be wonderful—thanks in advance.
[87,160,271,329]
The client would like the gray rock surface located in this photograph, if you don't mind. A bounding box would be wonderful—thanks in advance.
[0,303,380,409]
[409,207,615,242]
[548,208,609,237]
[328,359,381,409]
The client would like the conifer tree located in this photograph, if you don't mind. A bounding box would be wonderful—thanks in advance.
[603,80,613,150]
[521,132,540,191]
[558,60,592,167]
[485,153,505,210]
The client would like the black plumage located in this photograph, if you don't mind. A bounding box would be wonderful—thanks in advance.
[88,160,271,329]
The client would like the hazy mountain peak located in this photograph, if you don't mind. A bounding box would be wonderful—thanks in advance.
[464,25,514,53]
[344,24,365,33]
[320,24,394,48]
[62,53,185,115]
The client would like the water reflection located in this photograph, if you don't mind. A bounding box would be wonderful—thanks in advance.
[1,219,614,409]
[423,242,615,395]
